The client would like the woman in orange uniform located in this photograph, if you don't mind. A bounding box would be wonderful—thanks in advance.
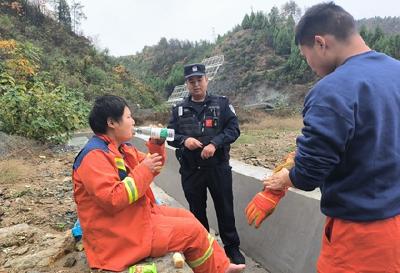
[72,95,245,273]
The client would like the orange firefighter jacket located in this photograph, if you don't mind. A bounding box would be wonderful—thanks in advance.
[72,134,165,271]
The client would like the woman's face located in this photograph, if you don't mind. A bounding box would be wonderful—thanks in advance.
[112,106,135,144]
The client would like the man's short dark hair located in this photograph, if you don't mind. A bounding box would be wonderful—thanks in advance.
[89,95,129,134]
[295,2,356,46]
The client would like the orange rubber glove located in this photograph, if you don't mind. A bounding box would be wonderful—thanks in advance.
[245,189,286,228]
[272,151,295,173]
[245,151,295,228]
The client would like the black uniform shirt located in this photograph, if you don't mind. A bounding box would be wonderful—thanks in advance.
[167,94,240,167]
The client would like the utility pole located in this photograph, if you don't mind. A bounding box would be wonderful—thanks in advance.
[211,27,216,43]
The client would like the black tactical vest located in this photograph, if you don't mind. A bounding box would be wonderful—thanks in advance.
[175,96,229,167]
[176,96,221,144]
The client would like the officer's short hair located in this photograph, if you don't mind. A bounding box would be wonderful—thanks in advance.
[295,2,356,46]
[89,95,129,134]
[184,63,206,79]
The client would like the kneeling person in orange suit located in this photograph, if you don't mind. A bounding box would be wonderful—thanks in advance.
[72,95,245,273]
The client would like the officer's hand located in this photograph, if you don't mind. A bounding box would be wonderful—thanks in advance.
[201,143,216,159]
[184,137,203,150]
[142,153,163,173]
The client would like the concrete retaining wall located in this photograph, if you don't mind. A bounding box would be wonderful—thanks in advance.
[132,138,325,273]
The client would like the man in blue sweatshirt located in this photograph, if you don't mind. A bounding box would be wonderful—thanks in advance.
[263,2,400,272]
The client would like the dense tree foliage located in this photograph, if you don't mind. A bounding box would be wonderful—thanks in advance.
[0,39,89,143]
[118,38,213,98]
[55,0,72,30]
[0,0,160,142]
[119,2,400,104]
[1,0,399,141]
[360,26,400,59]
[356,16,400,35]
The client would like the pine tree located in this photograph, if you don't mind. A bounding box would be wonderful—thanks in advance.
[58,0,71,29]
[70,0,86,33]
[241,14,252,29]
[50,0,71,29]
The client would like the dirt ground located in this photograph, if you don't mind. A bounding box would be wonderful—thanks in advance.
[0,142,87,272]
[231,111,302,169]
[0,111,303,273]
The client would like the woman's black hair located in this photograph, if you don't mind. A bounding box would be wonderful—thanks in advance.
[89,95,130,134]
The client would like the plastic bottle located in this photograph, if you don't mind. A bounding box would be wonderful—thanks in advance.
[133,126,175,141]
[128,262,157,273]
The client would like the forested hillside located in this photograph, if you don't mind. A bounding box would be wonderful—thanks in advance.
[119,38,213,99]
[356,16,400,35]
[120,2,400,108]
[1,0,399,143]
[0,0,159,143]
[117,3,312,108]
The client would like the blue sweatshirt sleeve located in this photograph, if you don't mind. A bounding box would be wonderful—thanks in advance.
[290,104,354,191]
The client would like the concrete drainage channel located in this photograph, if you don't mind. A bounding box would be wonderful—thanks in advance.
[69,134,324,273]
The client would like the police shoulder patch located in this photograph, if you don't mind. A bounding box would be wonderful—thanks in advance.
[229,104,236,115]
[178,106,183,116]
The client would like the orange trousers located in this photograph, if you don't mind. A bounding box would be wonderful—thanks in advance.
[150,205,230,273]
[317,215,400,273]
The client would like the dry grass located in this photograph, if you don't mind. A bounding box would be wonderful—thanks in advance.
[237,108,302,130]
[231,110,303,168]
[241,115,303,131]
[237,109,303,131]
[0,159,31,185]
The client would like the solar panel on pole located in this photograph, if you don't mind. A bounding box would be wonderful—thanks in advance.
[166,55,224,106]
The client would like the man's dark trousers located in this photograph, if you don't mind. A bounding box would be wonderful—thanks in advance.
[180,162,240,250]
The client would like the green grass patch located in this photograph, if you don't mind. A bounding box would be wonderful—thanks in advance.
[235,133,260,144]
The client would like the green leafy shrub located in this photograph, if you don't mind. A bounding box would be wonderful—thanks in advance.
[0,15,14,35]
[0,74,89,143]
[84,65,108,85]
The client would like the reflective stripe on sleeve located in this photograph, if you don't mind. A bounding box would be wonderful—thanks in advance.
[115,157,126,172]
[123,176,138,204]
[187,233,215,268]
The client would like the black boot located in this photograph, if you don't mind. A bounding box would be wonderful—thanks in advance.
[225,247,245,265]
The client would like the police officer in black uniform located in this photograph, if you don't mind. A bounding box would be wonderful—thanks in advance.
[167,63,245,265]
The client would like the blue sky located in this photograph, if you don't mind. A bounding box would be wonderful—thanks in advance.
[80,0,400,56]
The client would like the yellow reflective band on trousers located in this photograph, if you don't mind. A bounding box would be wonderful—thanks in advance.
[187,233,215,268]
[115,157,126,172]
[123,176,138,204]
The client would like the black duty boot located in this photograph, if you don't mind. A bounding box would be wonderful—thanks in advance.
[225,247,245,265]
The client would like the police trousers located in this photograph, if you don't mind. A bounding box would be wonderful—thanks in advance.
[180,162,240,250]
